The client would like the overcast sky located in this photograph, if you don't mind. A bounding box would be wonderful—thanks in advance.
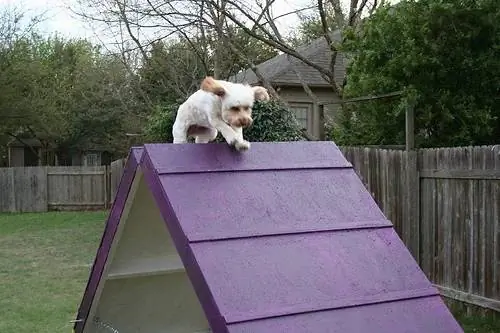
[0,0,393,47]
[0,0,326,40]
[0,0,90,37]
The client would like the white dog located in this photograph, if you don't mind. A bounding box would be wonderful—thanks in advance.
[172,76,270,151]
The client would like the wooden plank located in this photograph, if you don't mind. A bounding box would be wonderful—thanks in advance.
[380,150,388,220]
[419,150,430,276]
[405,103,415,151]
[435,148,445,286]
[452,148,464,292]
[467,147,475,316]
[363,148,370,193]
[493,146,500,300]
[12,167,48,212]
[444,149,454,286]
[419,149,435,282]
[106,255,185,280]
[0,168,15,212]
[435,284,500,312]
[479,148,487,298]
[420,169,500,179]
[104,165,109,209]
[483,147,496,299]
[405,150,420,262]
[456,148,467,293]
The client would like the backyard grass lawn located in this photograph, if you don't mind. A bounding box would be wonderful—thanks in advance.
[1,211,499,333]
[0,211,106,333]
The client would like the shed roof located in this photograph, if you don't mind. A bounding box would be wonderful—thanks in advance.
[75,142,463,333]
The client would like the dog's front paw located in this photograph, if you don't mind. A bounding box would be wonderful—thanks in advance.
[234,140,251,151]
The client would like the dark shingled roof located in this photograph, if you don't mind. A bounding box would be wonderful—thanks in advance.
[229,30,347,87]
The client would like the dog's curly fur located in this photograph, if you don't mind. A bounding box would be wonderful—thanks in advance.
[172,76,270,151]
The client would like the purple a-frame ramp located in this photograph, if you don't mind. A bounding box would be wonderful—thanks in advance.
[74,146,144,333]
[74,141,463,333]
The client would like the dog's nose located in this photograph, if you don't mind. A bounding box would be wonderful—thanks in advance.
[240,117,252,128]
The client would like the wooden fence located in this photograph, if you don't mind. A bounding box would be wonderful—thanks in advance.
[340,145,500,314]
[0,158,126,212]
[0,144,499,314]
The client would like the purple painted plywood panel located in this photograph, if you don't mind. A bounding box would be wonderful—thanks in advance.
[227,296,463,333]
[140,148,229,332]
[160,169,389,241]
[190,228,434,324]
[74,147,143,333]
[143,141,351,174]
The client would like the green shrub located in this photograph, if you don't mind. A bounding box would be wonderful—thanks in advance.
[144,99,307,143]
[144,103,179,143]
[239,99,306,142]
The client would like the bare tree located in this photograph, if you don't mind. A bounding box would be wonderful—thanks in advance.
[0,4,47,46]
[71,0,384,113]
[71,0,315,97]
[207,0,383,96]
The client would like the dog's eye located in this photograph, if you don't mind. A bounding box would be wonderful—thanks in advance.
[230,106,240,112]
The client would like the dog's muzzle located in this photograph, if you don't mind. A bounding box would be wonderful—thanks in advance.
[229,117,253,128]
[238,117,253,128]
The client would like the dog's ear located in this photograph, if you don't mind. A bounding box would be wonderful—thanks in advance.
[252,86,270,101]
[200,76,226,97]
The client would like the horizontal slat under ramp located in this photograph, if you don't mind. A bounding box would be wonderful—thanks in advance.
[420,169,500,180]
[225,287,440,324]
[188,220,394,243]
[107,255,185,280]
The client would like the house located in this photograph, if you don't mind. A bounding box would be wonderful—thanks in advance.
[7,138,56,167]
[7,138,112,167]
[229,30,348,139]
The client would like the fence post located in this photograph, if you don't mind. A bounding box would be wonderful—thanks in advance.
[405,101,415,151]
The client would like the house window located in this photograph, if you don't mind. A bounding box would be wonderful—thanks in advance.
[83,152,101,166]
[289,103,313,131]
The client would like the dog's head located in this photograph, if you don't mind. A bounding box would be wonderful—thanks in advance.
[200,76,270,128]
